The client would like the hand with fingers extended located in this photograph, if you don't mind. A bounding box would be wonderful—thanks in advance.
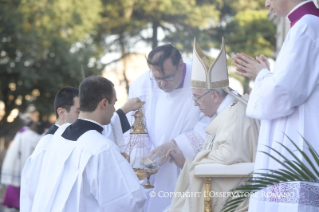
[148,140,178,167]
[120,97,145,114]
[167,148,185,169]
[232,53,269,80]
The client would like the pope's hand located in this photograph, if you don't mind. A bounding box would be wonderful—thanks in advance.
[167,148,185,169]
[148,140,178,167]
[120,97,145,114]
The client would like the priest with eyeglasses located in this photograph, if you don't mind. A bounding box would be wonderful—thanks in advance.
[124,44,213,212]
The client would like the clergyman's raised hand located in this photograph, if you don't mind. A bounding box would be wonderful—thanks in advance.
[256,54,270,71]
[121,97,145,114]
[232,53,268,80]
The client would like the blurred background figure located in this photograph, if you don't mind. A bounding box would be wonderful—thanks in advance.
[0,114,43,211]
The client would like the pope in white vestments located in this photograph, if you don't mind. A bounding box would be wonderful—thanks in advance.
[125,44,212,212]
[232,1,319,211]
[167,39,259,212]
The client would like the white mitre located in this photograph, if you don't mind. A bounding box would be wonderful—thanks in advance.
[191,38,247,105]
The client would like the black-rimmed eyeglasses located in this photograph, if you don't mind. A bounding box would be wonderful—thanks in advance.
[149,66,179,83]
[192,90,212,104]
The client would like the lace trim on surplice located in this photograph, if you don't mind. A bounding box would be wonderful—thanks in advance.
[251,182,319,207]
[185,131,205,155]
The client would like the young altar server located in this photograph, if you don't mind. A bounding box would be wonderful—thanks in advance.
[25,77,146,212]
[20,86,144,212]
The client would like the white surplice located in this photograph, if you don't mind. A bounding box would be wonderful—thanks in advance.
[102,112,126,152]
[20,113,126,212]
[20,130,55,212]
[1,127,41,187]
[29,122,145,212]
[125,60,213,212]
[246,9,319,212]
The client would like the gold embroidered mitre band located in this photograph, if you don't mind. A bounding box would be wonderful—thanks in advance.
[190,38,229,89]
[191,79,229,89]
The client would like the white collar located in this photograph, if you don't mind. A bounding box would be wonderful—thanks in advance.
[55,123,60,127]
[216,93,235,115]
[287,0,310,17]
[78,118,103,128]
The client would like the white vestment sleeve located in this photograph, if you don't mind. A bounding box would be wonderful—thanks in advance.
[103,112,125,152]
[247,26,319,120]
[174,113,210,158]
[85,146,146,211]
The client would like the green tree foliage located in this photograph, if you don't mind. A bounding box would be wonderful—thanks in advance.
[97,0,219,54]
[163,0,275,53]
[96,0,275,82]
[210,9,276,93]
[0,0,277,128]
[212,10,275,57]
[96,0,221,93]
[0,0,102,127]
[132,0,219,48]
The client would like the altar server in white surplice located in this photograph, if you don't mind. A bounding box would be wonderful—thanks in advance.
[20,87,80,212]
[20,86,143,212]
[125,44,213,212]
[164,39,259,212]
[29,76,145,212]
[232,1,319,211]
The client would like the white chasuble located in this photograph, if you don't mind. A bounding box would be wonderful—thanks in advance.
[169,96,259,212]
[246,6,319,212]
[125,60,213,212]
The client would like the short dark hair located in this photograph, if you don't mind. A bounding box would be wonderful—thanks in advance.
[79,76,114,112]
[54,87,79,119]
[146,44,182,74]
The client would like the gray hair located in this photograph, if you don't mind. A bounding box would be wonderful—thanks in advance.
[206,88,227,98]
